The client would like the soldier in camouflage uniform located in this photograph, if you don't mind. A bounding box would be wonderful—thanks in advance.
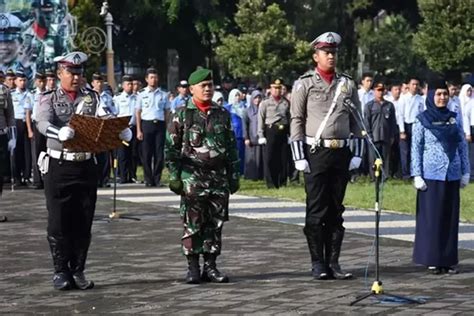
[165,68,240,284]
[0,82,16,222]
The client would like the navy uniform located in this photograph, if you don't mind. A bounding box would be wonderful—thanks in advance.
[0,82,16,222]
[257,79,290,188]
[136,67,170,186]
[114,75,137,183]
[290,32,363,280]
[11,71,34,185]
[29,72,47,189]
[36,52,132,290]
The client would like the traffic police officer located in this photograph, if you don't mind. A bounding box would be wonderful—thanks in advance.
[114,75,137,183]
[257,79,290,188]
[165,68,240,284]
[36,51,132,290]
[11,71,33,185]
[290,32,363,280]
[0,81,16,222]
[28,72,47,189]
[136,67,170,187]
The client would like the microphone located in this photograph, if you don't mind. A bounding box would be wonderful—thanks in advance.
[343,98,357,111]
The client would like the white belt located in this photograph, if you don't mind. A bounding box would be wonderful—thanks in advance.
[47,149,92,162]
[305,136,349,149]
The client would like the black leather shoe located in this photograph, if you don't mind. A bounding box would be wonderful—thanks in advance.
[0,216,7,222]
[443,266,459,274]
[427,266,443,274]
[72,272,94,290]
[328,263,353,280]
[311,262,328,280]
[53,272,73,290]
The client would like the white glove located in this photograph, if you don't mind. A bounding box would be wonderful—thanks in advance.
[461,174,470,188]
[294,159,310,173]
[119,128,133,142]
[7,139,16,152]
[349,156,362,171]
[258,137,267,145]
[414,176,427,191]
[58,126,75,141]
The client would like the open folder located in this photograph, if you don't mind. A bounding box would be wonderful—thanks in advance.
[63,114,131,153]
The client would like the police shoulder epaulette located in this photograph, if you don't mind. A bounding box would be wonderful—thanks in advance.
[41,89,55,95]
[138,88,145,93]
[340,72,352,80]
[30,89,36,94]
[299,70,315,79]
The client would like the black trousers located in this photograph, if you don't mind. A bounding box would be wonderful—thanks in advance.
[117,126,136,183]
[96,151,112,187]
[31,123,46,186]
[368,141,391,181]
[0,134,7,196]
[399,123,412,180]
[44,158,98,239]
[389,131,402,178]
[304,145,351,230]
[141,120,166,186]
[264,125,288,188]
[14,119,32,182]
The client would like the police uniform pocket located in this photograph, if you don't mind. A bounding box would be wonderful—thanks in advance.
[309,91,327,102]
[189,125,203,147]
[54,106,72,119]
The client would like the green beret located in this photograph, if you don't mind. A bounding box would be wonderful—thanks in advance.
[188,68,212,85]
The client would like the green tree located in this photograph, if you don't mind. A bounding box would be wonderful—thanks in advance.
[355,14,418,79]
[413,0,474,73]
[215,0,310,84]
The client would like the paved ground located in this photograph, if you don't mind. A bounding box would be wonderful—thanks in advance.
[1,185,474,315]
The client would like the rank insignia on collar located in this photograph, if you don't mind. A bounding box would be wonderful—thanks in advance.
[84,95,92,104]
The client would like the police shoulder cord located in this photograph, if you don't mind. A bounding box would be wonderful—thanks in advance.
[310,77,347,153]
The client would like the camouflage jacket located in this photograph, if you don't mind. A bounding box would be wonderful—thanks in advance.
[165,99,240,194]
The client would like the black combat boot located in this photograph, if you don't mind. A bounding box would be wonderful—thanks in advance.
[304,226,328,280]
[70,238,94,290]
[47,236,73,290]
[202,253,229,283]
[327,227,353,280]
[185,255,201,284]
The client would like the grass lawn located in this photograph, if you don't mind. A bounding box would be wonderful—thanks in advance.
[136,167,474,222]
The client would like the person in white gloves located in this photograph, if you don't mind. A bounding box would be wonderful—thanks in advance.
[35,51,130,291]
[257,79,290,189]
[289,32,363,280]
[411,77,470,275]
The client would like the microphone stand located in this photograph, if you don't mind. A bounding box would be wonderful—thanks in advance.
[345,99,423,306]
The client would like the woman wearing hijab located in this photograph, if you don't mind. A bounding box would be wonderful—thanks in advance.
[212,91,225,107]
[411,77,470,275]
[242,90,265,180]
[224,89,246,174]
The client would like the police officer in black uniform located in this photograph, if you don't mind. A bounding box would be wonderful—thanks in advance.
[36,51,132,290]
[290,32,363,280]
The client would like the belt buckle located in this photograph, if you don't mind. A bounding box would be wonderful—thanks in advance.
[329,139,339,149]
[73,153,86,161]
[278,123,285,130]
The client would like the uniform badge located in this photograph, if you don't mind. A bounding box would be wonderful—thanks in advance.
[341,83,348,94]
[329,139,339,149]
[84,95,92,104]
[448,117,456,125]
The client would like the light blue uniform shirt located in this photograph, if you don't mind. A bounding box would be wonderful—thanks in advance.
[114,91,136,125]
[11,88,33,120]
[170,94,189,113]
[30,87,44,121]
[411,118,469,181]
[136,86,170,121]
[97,90,117,117]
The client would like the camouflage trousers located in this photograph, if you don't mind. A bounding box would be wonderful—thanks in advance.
[180,193,229,256]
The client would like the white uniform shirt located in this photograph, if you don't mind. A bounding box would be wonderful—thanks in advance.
[398,93,425,132]
[358,88,374,118]
[114,91,137,125]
